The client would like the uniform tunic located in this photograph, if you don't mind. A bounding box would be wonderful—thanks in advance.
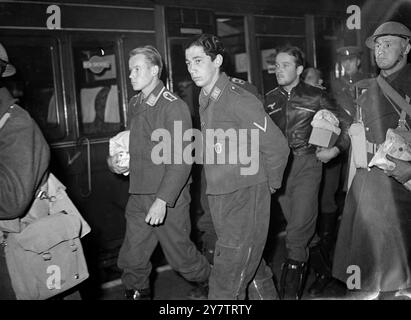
[199,72,289,299]
[117,81,210,290]
[333,65,411,293]
[197,77,262,265]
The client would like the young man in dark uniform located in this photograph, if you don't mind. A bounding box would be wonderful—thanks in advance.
[265,46,350,300]
[185,34,289,300]
[196,76,264,266]
[108,45,210,300]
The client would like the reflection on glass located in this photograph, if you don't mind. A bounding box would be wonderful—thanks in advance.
[0,40,65,141]
[217,16,248,81]
[72,43,123,137]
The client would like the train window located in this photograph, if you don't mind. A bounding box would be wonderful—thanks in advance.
[217,16,249,81]
[168,39,200,122]
[0,36,66,142]
[72,41,123,138]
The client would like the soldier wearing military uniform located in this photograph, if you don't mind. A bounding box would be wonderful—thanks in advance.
[330,46,368,120]
[108,46,210,300]
[185,34,289,300]
[265,46,350,300]
[333,22,411,300]
[196,76,263,267]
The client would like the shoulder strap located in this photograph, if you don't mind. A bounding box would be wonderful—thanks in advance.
[0,111,11,130]
[376,75,411,117]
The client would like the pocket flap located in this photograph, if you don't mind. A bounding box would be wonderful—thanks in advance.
[14,212,82,253]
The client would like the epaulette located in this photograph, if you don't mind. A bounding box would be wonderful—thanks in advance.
[229,83,245,95]
[162,90,178,102]
[230,77,246,85]
[265,87,280,96]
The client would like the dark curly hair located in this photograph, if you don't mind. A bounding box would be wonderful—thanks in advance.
[184,34,225,61]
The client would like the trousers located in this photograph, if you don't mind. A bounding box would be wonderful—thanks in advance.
[117,186,210,290]
[277,153,322,262]
[208,182,275,299]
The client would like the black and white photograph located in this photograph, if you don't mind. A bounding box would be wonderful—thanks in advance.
[1,0,410,309]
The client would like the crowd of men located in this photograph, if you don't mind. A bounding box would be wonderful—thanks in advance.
[1,20,411,300]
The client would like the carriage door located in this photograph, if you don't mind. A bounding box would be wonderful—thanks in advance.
[67,35,129,282]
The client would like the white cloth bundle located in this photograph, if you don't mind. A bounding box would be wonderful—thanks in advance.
[369,128,411,190]
[109,130,130,176]
[311,109,341,135]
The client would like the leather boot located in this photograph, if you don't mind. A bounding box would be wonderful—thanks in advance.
[308,244,335,297]
[317,211,339,254]
[125,288,151,300]
[187,281,209,300]
[308,211,339,297]
[279,259,308,300]
[248,276,279,300]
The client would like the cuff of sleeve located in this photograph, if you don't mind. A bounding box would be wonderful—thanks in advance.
[155,190,178,208]
[334,141,345,153]
[268,178,281,191]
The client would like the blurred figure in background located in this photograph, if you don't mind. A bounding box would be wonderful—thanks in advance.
[307,46,368,298]
[302,67,325,89]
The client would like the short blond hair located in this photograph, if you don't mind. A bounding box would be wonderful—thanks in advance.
[129,45,163,77]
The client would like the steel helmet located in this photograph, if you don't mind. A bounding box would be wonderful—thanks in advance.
[366,21,411,48]
[0,43,16,77]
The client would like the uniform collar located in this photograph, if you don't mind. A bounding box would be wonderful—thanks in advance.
[201,72,229,103]
[142,81,165,107]
[384,64,411,84]
[279,80,303,96]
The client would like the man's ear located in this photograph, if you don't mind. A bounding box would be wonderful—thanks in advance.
[152,65,160,77]
[296,65,304,76]
[404,41,411,55]
[214,54,223,68]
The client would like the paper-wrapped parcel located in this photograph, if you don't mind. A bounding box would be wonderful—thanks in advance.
[109,130,130,176]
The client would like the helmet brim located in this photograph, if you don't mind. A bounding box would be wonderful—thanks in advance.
[366,34,410,49]
[2,63,16,77]
[365,36,375,49]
